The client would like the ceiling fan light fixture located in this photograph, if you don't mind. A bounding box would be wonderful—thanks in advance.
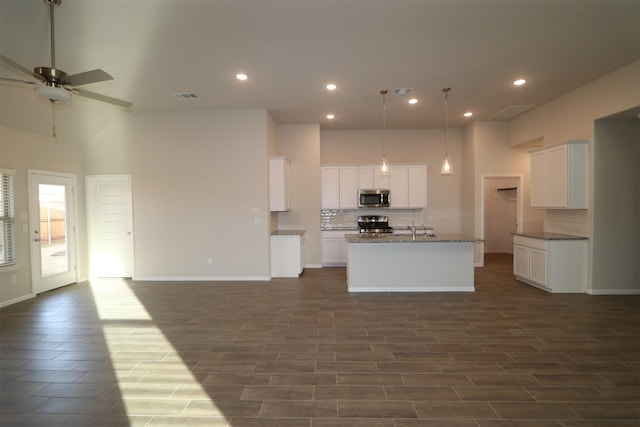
[34,83,71,103]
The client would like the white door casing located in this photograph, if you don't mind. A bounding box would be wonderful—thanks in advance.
[86,175,134,278]
[28,170,78,294]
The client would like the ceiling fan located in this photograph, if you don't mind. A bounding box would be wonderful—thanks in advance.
[0,0,132,109]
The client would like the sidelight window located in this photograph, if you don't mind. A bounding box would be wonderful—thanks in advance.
[0,169,16,267]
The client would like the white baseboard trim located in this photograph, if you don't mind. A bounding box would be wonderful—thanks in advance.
[132,276,271,282]
[587,289,640,295]
[348,286,475,293]
[0,293,36,308]
[304,264,323,269]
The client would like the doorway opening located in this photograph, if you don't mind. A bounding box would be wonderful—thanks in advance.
[480,174,523,268]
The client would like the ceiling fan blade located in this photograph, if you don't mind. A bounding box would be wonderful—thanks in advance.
[0,76,37,85]
[71,87,132,108]
[67,69,113,86]
[0,54,43,81]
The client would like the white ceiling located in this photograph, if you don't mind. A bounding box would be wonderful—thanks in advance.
[1,0,638,132]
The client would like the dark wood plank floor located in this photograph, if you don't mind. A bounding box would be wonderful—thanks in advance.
[1,254,638,426]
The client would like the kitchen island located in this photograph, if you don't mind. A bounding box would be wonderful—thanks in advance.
[344,233,481,292]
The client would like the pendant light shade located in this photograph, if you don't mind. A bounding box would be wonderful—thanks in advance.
[379,89,389,176]
[440,87,453,176]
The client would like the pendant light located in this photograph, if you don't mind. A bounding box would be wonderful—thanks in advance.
[440,87,453,175]
[379,89,389,176]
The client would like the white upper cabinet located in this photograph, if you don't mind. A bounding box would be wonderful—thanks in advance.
[408,165,427,208]
[530,151,547,208]
[530,140,588,209]
[269,157,290,212]
[339,167,359,208]
[389,165,409,208]
[321,164,427,209]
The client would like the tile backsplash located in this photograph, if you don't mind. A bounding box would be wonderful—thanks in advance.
[321,209,425,230]
[544,210,589,237]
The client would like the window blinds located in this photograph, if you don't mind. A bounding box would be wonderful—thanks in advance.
[1,170,16,266]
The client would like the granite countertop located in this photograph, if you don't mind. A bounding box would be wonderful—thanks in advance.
[513,232,587,240]
[345,233,482,244]
[271,229,306,236]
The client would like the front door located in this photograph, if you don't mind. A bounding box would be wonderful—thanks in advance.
[28,170,77,294]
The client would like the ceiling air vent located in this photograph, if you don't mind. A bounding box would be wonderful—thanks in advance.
[172,92,199,100]
[392,88,412,95]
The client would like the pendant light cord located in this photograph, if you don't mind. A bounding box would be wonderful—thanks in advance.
[51,100,57,140]
[381,89,388,157]
[443,87,450,156]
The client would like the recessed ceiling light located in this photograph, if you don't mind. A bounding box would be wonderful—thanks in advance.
[408,98,418,105]
[326,114,335,119]
[513,79,526,86]
[236,73,248,81]
[464,112,473,117]
[326,83,337,91]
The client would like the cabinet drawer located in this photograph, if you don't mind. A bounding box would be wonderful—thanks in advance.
[513,236,547,251]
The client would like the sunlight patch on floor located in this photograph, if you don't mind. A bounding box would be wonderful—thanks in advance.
[89,278,228,422]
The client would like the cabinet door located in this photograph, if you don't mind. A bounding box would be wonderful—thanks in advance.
[408,165,427,208]
[321,167,340,209]
[546,146,568,208]
[374,167,390,189]
[357,166,374,189]
[271,235,301,277]
[529,248,548,287]
[513,245,530,278]
[339,167,359,208]
[389,166,409,208]
[530,151,546,208]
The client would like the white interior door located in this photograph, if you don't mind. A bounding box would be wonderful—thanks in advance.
[86,175,134,278]
[28,170,77,294]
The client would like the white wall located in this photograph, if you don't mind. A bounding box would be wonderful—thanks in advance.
[320,129,464,233]
[84,109,272,280]
[591,118,639,293]
[274,124,322,267]
[509,61,640,146]
[462,121,544,264]
[0,126,88,306]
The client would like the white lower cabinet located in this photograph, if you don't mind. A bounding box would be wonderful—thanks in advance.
[322,231,349,266]
[513,235,587,293]
[271,233,304,277]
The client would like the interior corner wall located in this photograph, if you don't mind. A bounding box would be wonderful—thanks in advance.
[84,109,272,280]
[464,121,543,234]
[275,124,322,267]
[509,60,640,146]
[0,126,88,306]
[461,123,476,237]
[591,118,640,293]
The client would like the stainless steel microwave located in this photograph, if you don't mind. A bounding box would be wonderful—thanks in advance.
[358,189,390,208]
